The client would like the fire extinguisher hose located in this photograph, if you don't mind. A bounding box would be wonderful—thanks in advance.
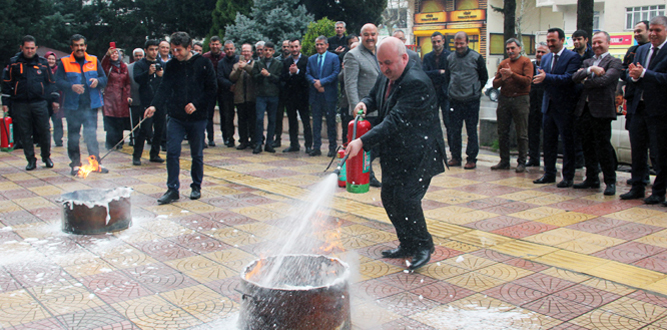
[327,114,363,174]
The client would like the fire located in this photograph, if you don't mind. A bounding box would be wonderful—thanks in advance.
[245,257,264,280]
[319,220,345,255]
[77,155,101,178]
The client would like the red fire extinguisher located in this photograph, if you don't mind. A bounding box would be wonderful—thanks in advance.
[0,113,13,152]
[337,149,346,187]
[346,110,372,193]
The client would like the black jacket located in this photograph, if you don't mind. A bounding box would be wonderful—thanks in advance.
[2,52,57,106]
[422,49,451,97]
[253,57,282,98]
[217,54,239,96]
[150,53,217,121]
[133,58,163,108]
[360,61,446,183]
[281,54,309,103]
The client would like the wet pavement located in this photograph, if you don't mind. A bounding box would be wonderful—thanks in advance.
[1,118,667,330]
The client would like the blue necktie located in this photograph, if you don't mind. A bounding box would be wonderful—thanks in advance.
[318,54,324,76]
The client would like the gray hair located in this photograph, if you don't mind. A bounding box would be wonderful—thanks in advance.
[505,38,522,48]
[650,15,667,28]
[255,41,265,48]
[224,40,235,47]
[593,31,611,43]
[316,35,328,44]
[336,21,346,28]
[537,41,547,47]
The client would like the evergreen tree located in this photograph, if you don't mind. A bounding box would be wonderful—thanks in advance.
[301,18,337,57]
[299,0,387,35]
[209,0,253,42]
[224,0,313,45]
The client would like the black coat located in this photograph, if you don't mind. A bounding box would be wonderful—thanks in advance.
[133,58,162,108]
[422,49,450,97]
[281,54,309,103]
[360,61,446,183]
[217,54,239,96]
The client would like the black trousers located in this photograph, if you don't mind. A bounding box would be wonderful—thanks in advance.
[236,102,256,145]
[543,105,576,180]
[578,104,616,184]
[285,98,312,149]
[527,102,543,164]
[13,100,51,162]
[274,95,286,143]
[382,172,433,253]
[631,102,667,195]
[220,95,236,143]
[132,105,165,159]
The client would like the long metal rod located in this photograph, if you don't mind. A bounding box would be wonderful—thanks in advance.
[99,116,149,162]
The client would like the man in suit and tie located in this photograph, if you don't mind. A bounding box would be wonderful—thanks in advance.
[532,27,582,188]
[306,36,340,157]
[623,16,667,205]
[345,37,446,271]
[344,23,382,187]
[281,38,312,154]
[571,31,623,196]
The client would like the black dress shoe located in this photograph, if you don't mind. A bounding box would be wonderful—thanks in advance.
[150,156,165,163]
[327,150,336,158]
[25,159,37,171]
[43,158,54,168]
[309,149,321,156]
[236,143,248,150]
[190,186,201,200]
[253,145,262,154]
[604,184,616,196]
[203,143,208,149]
[369,176,382,187]
[265,145,276,153]
[382,247,412,259]
[644,194,666,205]
[573,179,600,189]
[132,157,141,166]
[409,248,433,270]
[305,147,313,154]
[271,140,281,148]
[557,179,573,188]
[283,146,299,153]
[620,189,645,200]
[525,160,540,167]
[55,142,63,147]
[225,140,235,148]
[158,189,179,205]
[208,140,216,147]
[533,175,556,184]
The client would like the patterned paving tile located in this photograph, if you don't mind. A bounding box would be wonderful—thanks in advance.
[482,282,548,306]
[512,273,578,295]
[522,295,593,321]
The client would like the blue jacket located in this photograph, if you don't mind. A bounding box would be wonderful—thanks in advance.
[306,51,340,104]
[628,43,667,117]
[56,52,107,110]
[538,49,581,114]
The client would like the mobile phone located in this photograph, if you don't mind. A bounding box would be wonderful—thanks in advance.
[110,42,116,48]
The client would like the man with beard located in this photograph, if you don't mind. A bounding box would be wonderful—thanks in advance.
[423,32,452,159]
[202,36,225,146]
[217,40,239,147]
[132,39,164,166]
[281,38,312,153]
[526,42,549,167]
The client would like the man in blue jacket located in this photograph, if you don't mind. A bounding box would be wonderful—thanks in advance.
[56,34,108,175]
[422,31,451,156]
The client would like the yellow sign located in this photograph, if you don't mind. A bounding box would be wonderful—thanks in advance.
[415,12,447,24]
[448,9,486,22]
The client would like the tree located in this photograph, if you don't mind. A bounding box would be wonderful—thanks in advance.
[301,18,337,56]
[491,0,516,59]
[209,0,253,41]
[299,0,387,35]
[577,0,594,40]
[225,0,313,46]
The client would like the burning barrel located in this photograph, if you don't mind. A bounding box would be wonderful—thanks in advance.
[239,254,351,330]
[60,187,133,235]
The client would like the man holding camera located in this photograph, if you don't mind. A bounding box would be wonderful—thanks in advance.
[132,39,165,165]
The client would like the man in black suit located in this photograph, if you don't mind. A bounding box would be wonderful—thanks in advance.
[624,15,667,205]
[281,38,312,153]
[571,31,623,196]
[346,37,446,271]
[423,32,451,156]
[532,28,582,188]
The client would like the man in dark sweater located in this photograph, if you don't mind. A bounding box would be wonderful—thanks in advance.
[217,40,239,147]
[144,32,218,205]
[252,42,283,154]
[132,39,164,166]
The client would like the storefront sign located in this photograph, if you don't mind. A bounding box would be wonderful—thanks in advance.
[448,9,486,22]
[415,12,447,24]
[609,33,634,47]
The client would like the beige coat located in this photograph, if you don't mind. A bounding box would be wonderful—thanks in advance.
[229,60,256,104]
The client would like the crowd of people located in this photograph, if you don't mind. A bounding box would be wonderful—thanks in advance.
[2,16,667,209]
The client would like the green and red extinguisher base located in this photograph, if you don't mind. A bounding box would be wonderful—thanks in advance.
[346,183,369,194]
[1,147,14,152]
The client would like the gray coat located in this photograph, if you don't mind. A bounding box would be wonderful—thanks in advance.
[343,45,381,116]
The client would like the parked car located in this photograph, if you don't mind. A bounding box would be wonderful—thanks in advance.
[482,78,499,102]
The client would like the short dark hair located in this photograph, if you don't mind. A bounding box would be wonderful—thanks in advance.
[170,32,192,47]
[193,42,203,48]
[638,20,650,30]
[21,35,36,46]
[547,28,565,40]
[264,41,275,50]
[572,30,588,39]
[210,36,222,43]
[289,38,301,44]
[144,39,160,49]
[70,34,86,46]
[431,31,444,39]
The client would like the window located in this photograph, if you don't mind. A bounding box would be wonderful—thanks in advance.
[626,5,665,30]
[593,11,600,30]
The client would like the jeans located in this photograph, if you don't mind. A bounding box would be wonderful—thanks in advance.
[449,99,480,163]
[496,95,529,164]
[65,106,100,168]
[13,101,51,162]
[255,96,279,147]
[311,95,337,152]
[166,117,206,191]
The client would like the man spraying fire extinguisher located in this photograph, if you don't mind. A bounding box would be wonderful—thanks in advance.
[345,37,447,271]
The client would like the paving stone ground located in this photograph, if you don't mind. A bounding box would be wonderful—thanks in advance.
[1,118,667,329]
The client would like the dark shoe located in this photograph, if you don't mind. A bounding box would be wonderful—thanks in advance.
[620,189,645,200]
[305,147,313,154]
[491,162,510,170]
[533,175,556,184]
[70,166,79,176]
[236,143,248,150]
[604,184,616,196]
[161,145,167,152]
[116,144,123,150]
[26,159,37,171]
[525,160,540,167]
[158,189,179,205]
[309,149,322,156]
[369,176,382,188]
[557,179,573,188]
[203,143,208,149]
[575,158,585,169]
[253,145,262,154]
[464,161,476,170]
[409,248,433,270]
[327,150,336,158]
[208,140,216,147]
[644,194,666,205]
[55,142,63,147]
[128,140,134,147]
[225,140,235,148]
[382,247,412,259]
[283,146,299,153]
[190,186,201,200]
[265,145,276,153]
[271,140,281,148]
[447,159,461,167]
[150,156,165,163]
[43,158,54,168]
[515,163,526,173]
[99,166,109,174]
[573,179,600,189]
[132,157,141,166]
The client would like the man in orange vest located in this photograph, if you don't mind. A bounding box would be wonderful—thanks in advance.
[56,34,109,175]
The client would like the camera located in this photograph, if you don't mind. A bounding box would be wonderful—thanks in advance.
[155,63,162,71]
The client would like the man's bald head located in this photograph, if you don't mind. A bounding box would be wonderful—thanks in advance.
[360,24,379,52]
[377,37,408,81]
[454,31,469,54]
